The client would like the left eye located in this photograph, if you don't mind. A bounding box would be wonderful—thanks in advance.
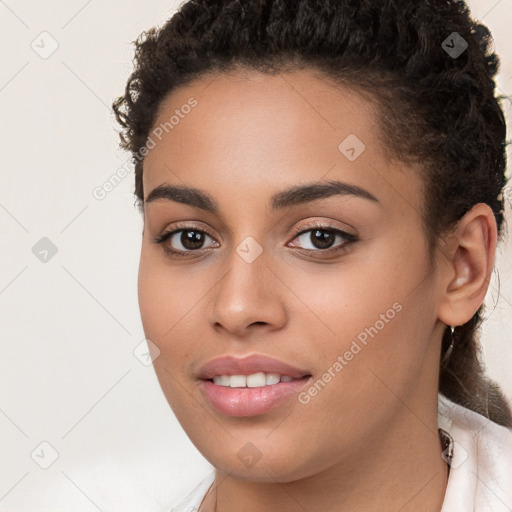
[290,226,357,252]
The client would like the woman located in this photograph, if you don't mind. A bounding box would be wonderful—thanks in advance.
[112,0,512,510]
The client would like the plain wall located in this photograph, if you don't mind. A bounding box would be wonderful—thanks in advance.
[1,0,511,510]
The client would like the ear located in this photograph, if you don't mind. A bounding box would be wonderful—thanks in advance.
[436,203,497,327]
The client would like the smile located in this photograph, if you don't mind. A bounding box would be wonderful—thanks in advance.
[198,354,312,417]
[211,372,300,387]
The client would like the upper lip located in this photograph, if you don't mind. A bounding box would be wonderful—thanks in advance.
[198,354,311,380]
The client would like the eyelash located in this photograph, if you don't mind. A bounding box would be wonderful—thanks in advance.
[152,221,358,259]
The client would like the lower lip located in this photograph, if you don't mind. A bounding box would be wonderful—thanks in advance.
[200,377,311,417]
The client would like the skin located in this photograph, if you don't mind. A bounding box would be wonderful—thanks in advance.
[137,68,497,512]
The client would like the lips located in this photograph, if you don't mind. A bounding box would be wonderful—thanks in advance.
[198,354,311,380]
[197,354,312,417]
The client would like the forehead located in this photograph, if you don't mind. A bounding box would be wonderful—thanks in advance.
[142,68,424,216]
[146,67,379,158]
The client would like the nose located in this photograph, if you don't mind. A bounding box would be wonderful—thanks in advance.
[207,244,287,339]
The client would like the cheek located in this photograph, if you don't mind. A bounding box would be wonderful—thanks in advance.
[295,238,434,392]
[137,255,196,414]
[294,251,413,345]
[137,250,195,378]
[137,245,202,337]
[287,268,434,460]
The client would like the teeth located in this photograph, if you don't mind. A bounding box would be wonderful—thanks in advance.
[212,372,298,388]
[229,375,246,388]
[247,372,266,388]
[212,375,230,386]
[266,373,280,385]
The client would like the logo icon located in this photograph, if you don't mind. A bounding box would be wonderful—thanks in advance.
[31,441,59,469]
[32,237,58,263]
[31,31,59,59]
[237,442,263,468]
[133,338,161,366]
[338,134,366,161]
[236,236,263,264]
[442,32,468,59]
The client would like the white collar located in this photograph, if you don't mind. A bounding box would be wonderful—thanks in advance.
[438,393,512,511]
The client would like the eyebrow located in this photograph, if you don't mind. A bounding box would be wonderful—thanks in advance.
[145,179,379,213]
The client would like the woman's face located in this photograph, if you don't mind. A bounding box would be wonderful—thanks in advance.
[138,68,444,481]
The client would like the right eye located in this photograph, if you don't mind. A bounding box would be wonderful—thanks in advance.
[153,226,219,258]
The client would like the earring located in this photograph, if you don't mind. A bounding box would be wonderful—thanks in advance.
[441,325,455,364]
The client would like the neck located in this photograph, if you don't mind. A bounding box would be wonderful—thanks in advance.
[205,399,448,512]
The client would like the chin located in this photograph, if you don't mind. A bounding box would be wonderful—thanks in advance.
[195,440,323,483]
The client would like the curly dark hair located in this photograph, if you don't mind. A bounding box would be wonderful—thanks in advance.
[112,0,512,427]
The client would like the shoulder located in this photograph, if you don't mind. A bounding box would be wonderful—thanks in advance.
[438,393,512,511]
[170,471,216,512]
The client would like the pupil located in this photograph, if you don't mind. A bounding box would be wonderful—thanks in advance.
[182,230,204,249]
[312,229,334,249]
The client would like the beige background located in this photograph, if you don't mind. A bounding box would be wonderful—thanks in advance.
[0,0,511,510]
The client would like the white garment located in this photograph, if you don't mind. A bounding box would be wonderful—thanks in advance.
[170,394,512,511]
[438,394,512,511]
